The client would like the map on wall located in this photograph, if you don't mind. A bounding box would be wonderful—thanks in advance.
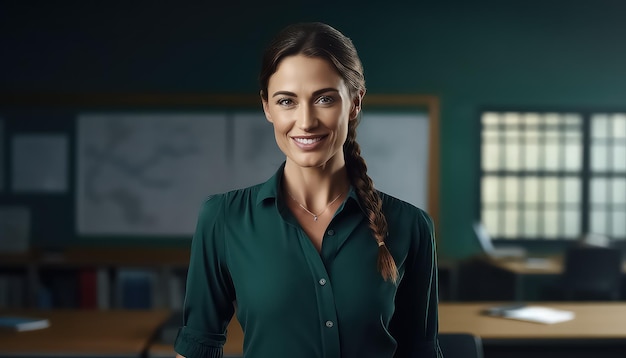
[77,113,231,236]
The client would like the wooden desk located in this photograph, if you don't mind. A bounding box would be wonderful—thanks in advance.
[441,302,626,358]
[0,309,170,358]
[151,302,626,358]
[440,302,626,339]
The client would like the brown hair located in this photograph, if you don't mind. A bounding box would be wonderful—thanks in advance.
[259,22,398,283]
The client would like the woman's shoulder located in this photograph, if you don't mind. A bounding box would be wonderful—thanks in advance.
[199,183,265,213]
[378,190,427,215]
[377,190,434,228]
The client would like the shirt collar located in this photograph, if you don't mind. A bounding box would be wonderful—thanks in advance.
[256,162,367,216]
[256,162,285,206]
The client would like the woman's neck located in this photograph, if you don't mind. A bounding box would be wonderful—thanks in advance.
[282,161,350,212]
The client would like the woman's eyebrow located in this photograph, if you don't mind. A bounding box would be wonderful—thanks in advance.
[271,88,339,98]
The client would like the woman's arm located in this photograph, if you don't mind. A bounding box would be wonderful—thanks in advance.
[174,196,236,358]
[389,209,442,358]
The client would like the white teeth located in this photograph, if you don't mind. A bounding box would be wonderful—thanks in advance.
[294,137,322,144]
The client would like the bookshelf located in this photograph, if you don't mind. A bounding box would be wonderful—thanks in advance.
[0,247,189,310]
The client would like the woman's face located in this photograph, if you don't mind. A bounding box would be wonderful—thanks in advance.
[262,54,360,170]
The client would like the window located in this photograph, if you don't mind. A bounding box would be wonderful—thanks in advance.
[479,111,626,241]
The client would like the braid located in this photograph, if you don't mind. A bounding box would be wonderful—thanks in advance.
[345,119,398,283]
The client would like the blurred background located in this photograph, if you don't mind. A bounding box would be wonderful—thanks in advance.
[1,0,626,306]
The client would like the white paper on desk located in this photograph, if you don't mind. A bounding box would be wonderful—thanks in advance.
[503,306,575,324]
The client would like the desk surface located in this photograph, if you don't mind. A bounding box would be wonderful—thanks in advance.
[440,302,626,340]
[0,309,170,357]
[151,302,626,356]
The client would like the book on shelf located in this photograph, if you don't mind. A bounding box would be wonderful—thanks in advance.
[0,316,50,332]
[482,303,575,324]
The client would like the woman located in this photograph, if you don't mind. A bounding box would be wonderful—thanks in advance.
[175,22,442,358]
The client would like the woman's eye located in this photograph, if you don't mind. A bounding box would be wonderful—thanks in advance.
[277,98,294,106]
[316,96,334,104]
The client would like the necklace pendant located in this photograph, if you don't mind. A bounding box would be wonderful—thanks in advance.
[314,216,318,221]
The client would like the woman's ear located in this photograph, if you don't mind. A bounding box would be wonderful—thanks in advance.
[350,89,365,120]
[261,90,273,123]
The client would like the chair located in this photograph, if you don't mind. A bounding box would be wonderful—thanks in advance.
[560,246,623,301]
[438,333,484,358]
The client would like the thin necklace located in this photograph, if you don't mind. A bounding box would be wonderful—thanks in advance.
[287,190,344,222]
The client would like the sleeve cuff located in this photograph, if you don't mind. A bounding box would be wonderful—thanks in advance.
[174,326,225,358]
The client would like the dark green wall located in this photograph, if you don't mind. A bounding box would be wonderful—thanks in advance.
[2,1,626,258]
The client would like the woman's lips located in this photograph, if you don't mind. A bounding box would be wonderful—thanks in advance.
[292,136,326,150]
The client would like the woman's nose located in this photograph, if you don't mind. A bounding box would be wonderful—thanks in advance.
[296,104,318,131]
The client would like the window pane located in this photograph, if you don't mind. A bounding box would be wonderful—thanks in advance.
[614,178,626,206]
[591,143,608,171]
[591,210,608,236]
[503,112,521,125]
[505,142,521,171]
[613,144,626,171]
[592,114,610,139]
[544,113,561,127]
[481,176,499,203]
[523,177,540,204]
[544,177,559,204]
[591,178,609,204]
[482,112,500,126]
[612,114,626,139]
[564,143,582,171]
[543,142,559,170]
[503,209,518,238]
[563,177,581,204]
[544,210,559,238]
[523,113,541,125]
[563,210,579,238]
[523,209,540,237]
[504,177,519,202]
[613,211,626,238]
[524,143,540,170]
[482,142,500,171]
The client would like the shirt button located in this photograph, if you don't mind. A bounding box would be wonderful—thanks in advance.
[327,229,335,236]
[319,278,327,286]
[325,320,334,328]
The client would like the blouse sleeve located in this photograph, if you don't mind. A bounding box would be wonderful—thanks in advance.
[389,209,443,358]
[174,195,236,358]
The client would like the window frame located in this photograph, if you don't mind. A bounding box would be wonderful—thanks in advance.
[477,107,626,249]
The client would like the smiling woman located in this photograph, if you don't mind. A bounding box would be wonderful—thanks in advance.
[174,22,443,358]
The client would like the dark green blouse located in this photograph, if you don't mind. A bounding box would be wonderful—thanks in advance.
[174,166,442,358]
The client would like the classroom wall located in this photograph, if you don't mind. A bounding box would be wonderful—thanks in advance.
[2,1,626,258]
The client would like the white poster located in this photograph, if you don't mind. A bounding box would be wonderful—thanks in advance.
[77,113,229,236]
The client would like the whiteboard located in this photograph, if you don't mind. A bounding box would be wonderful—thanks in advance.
[76,111,429,236]
[358,112,429,209]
